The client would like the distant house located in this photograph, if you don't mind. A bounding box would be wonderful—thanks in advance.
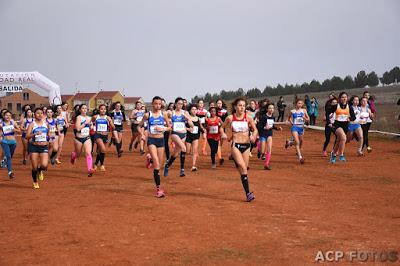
[61,94,74,109]
[0,88,48,115]
[95,91,124,109]
[124,96,144,111]
[73,92,97,110]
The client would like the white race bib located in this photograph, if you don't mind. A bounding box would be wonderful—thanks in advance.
[209,125,218,134]
[49,125,56,133]
[136,116,143,122]
[97,124,108,132]
[114,118,122,125]
[267,119,274,127]
[173,122,186,132]
[150,125,163,134]
[80,127,90,137]
[192,126,199,134]
[232,121,248,133]
[294,117,304,125]
[35,133,47,142]
[337,114,348,122]
[3,125,14,134]
[57,124,64,130]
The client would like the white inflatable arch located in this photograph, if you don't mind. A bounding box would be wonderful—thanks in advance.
[0,72,61,105]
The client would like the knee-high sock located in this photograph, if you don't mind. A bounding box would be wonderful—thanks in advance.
[180,152,186,170]
[86,154,93,171]
[153,169,160,187]
[241,174,250,194]
[95,152,101,165]
[32,170,38,182]
[100,152,105,165]
[166,156,176,167]
[264,152,271,166]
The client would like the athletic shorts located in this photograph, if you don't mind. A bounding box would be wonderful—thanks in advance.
[75,136,91,144]
[291,125,304,135]
[259,131,273,142]
[28,143,49,154]
[131,123,140,133]
[186,133,200,144]
[333,121,349,134]
[172,131,186,139]
[113,126,123,133]
[94,133,109,143]
[147,137,164,148]
[348,123,361,133]
[232,143,251,154]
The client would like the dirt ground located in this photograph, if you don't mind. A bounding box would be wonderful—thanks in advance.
[0,127,399,265]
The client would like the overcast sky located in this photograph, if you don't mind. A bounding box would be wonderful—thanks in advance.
[0,0,399,101]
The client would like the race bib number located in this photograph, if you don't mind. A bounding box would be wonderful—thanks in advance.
[192,126,199,134]
[199,117,206,124]
[3,125,14,134]
[209,125,218,134]
[57,124,64,130]
[150,125,163,134]
[49,125,56,133]
[173,122,186,132]
[294,117,304,125]
[114,118,122,125]
[35,133,47,142]
[267,119,274,127]
[337,114,348,122]
[81,127,90,137]
[136,116,143,122]
[97,124,108,132]
[232,121,248,132]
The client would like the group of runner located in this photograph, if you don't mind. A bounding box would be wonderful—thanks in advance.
[0,90,376,202]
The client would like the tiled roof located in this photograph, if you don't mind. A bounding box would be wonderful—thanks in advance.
[73,92,97,100]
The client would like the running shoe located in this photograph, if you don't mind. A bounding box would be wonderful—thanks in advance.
[155,188,165,198]
[257,151,261,159]
[299,157,305,164]
[339,155,346,162]
[128,143,133,151]
[261,154,266,160]
[55,159,61,164]
[285,139,290,149]
[8,171,14,179]
[134,142,139,149]
[246,192,255,202]
[50,157,56,165]
[367,146,372,153]
[33,182,40,189]
[163,164,169,177]
[322,150,328,157]
[180,169,185,177]
[330,153,336,164]
[211,163,217,169]
[37,171,44,181]
[118,151,123,158]
[191,166,198,172]
[1,159,6,168]
[70,152,77,165]
[146,155,152,169]
[140,149,145,156]
[357,151,364,157]
[264,164,272,170]
[249,152,253,157]
[100,165,106,171]
[219,158,225,165]
[88,168,95,177]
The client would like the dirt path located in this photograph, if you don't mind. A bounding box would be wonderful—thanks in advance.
[0,127,399,265]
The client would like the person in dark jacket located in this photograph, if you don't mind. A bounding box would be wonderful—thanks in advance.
[277,96,286,122]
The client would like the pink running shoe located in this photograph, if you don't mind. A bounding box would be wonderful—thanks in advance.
[146,154,152,169]
[299,157,305,164]
[155,188,165,198]
[322,150,327,157]
[70,152,77,165]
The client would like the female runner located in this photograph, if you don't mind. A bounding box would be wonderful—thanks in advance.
[164,97,193,177]
[185,104,204,171]
[110,102,125,157]
[205,107,224,169]
[20,108,34,165]
[93,104,115,171]
[347,96,364,156]
[196,99,209,156]
[222,98,257,202]
[0,111,21,178]
[70,104,94,176]
[55,105,68,164]
[26,108,50,189]
[45,108,60,165]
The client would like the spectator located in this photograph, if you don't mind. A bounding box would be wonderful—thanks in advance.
[309,97,319,125]
[277,96,286,122]
[362,91,376,152]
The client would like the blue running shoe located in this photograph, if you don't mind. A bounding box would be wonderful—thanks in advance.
[339,155,346,162]
[330,153,336,164]
[246,192,255,202]
[179,169,185,177]
[163,164,169,177]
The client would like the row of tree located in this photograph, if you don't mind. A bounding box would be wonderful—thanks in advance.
[191,66,400,103]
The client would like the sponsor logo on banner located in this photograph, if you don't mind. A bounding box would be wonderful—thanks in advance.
[0,72,36,83]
